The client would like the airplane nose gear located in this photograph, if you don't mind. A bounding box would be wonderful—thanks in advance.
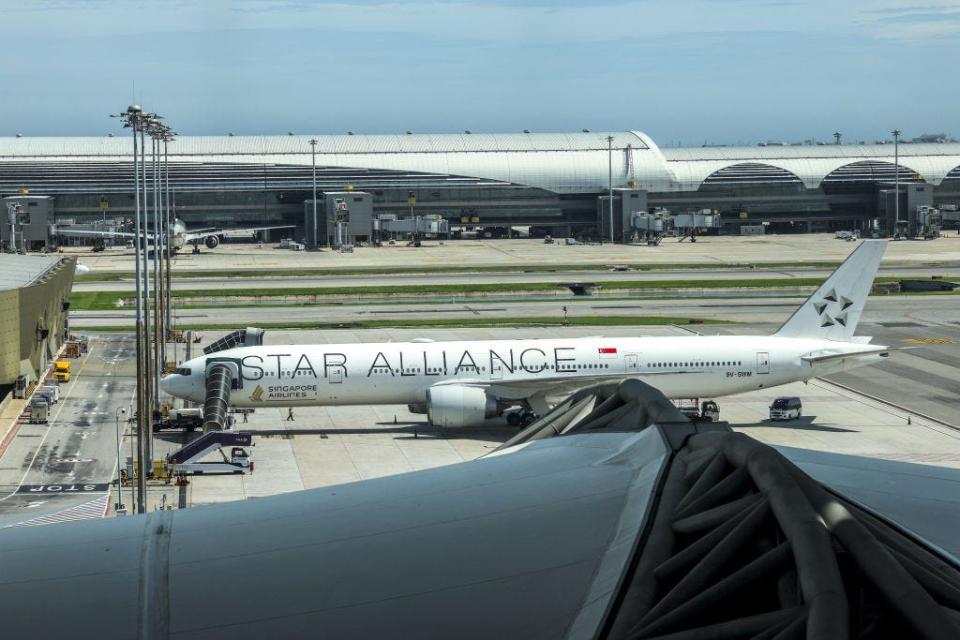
[506,408,540,428]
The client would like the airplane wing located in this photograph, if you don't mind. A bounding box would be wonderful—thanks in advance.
[434,371,674,402]
[56,228,150,241]
[1,379,957,638]
[182,225,295,242]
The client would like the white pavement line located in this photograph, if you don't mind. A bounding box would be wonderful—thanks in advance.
[5,493,110,528]
[0,340,99,502]
[811,378,960,439]
[107,342,138,515]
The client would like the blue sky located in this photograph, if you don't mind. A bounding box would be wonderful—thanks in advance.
[1,0,959,145]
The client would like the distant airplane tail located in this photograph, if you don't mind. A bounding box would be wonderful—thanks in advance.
[775,240,886,341]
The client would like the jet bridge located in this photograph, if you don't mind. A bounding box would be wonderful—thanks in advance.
[202,363,235,432]
[203,327,265,355]
[200,327,264,431]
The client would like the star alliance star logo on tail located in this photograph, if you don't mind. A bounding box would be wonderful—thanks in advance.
[813,288,854,328]
[250,385,264,402]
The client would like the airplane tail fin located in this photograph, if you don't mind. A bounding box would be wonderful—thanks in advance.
[775,240,886,341]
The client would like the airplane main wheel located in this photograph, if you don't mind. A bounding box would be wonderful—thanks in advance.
[520,411,538,427]
[506,412,522,427]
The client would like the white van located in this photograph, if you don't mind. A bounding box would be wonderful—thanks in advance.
[769,396,802,421]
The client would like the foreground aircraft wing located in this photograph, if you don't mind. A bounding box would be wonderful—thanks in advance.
[56,228,146,241]
[182,225,295,242]
[220,224,295,237]
[0,380,958,638]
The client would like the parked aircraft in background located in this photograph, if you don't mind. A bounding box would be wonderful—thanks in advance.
[161,241,888,427]
[57,218,293,253]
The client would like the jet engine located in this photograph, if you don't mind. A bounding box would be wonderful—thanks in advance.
[426,385,497,428]
[204,235,220,249]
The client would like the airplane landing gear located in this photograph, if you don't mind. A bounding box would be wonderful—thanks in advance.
[506,410,538,427]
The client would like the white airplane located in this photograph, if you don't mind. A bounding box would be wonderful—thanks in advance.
[57,218,293,253]
[161,241,889,427]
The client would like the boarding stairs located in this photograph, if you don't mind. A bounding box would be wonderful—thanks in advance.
[167,431,254,475]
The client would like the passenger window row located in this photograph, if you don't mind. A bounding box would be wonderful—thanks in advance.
[647,361,742,368]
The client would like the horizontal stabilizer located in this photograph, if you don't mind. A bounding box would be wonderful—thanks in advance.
[800,346,888,364]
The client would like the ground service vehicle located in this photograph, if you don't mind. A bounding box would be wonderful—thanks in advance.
[675,399,720,422]
[53,361,71,382]
[157,408,204,431]
[770,396,802,420]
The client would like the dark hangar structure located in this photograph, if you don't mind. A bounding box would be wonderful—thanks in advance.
[1,131,959,240]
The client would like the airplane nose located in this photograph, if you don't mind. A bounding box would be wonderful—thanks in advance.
[159,373,176,395]
[160,372,195,400]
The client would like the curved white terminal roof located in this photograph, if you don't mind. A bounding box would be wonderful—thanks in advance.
[0,131,677,195]
[1,132,959,193]
[662,143,960,189]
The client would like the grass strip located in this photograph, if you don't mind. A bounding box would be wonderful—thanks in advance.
[68,275,921,311]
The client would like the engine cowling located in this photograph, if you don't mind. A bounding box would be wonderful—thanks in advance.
[204,235,220,249]
[426,385,497,428]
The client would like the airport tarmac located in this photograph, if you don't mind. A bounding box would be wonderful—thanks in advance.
[3,307,958,524]
[67,233,960,273]
[0,335,137,527]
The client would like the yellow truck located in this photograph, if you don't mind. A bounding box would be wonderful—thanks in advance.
[53,360,71,383]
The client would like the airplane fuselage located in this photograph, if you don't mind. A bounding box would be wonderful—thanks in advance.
[163,335,884,408]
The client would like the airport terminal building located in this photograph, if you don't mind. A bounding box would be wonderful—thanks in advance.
[0,254,75,401]
[2,131,959,241]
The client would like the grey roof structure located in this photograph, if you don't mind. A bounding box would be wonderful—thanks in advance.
[0,253,64,292]
[1,131,959,195]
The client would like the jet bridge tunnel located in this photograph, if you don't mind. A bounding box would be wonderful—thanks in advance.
[199,327,265,431]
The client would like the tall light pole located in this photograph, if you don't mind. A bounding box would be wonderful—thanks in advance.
[113,104,149,513]
[606,135,614,244]
[892,129,902,235]
[114,407,127,514]
[163,131,174,353]
[150,127,162,416]
[139,119,154,480]
[309,138,318,249]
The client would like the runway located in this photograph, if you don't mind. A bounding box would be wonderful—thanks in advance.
[72,264,960,292]
[70,292,960,328]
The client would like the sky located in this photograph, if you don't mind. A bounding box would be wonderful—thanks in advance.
[1,0,959,145]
